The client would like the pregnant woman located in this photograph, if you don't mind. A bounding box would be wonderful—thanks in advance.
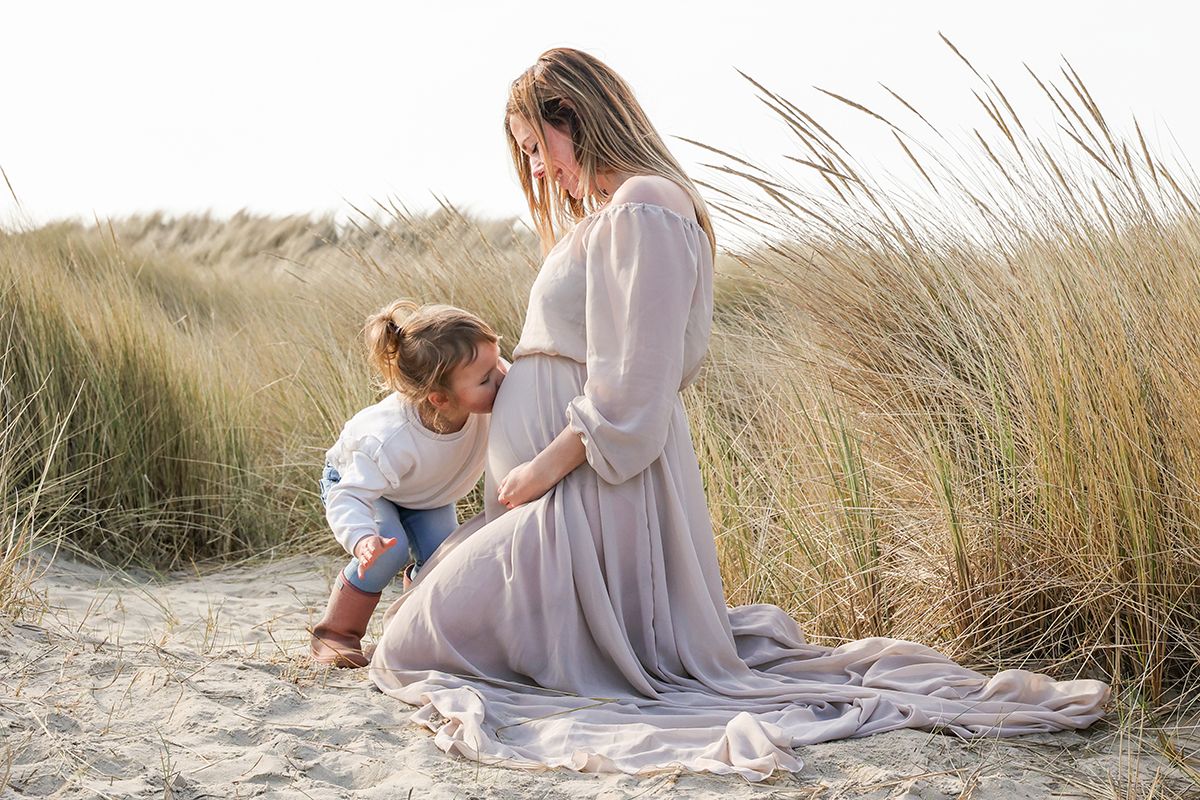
[369,47,1109,779]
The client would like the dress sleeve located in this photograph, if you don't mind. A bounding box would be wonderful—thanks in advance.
[325,437,413,555]
[565,203,705,485]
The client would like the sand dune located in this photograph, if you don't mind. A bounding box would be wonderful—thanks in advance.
[1,555,1186,799]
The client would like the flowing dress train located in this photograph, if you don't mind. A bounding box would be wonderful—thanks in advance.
[369,201,1109,780]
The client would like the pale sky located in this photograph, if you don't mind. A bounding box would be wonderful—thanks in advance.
[2,1,1196,227]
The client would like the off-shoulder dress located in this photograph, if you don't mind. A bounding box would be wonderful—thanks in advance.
[368,201,1109,780]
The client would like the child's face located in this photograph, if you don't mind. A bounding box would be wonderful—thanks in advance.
[443,339,507,415]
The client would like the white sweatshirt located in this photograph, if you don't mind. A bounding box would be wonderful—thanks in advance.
[323,392,489,554]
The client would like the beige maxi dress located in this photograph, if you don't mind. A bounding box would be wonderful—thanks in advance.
[369,201,1109,780]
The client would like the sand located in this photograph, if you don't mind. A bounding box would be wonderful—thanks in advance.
[1,553,1192,799]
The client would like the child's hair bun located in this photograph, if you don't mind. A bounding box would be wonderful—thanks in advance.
[384,299,420,340]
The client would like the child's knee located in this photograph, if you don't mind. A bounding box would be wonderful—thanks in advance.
[372,541,409,575]
[343,544,408,592]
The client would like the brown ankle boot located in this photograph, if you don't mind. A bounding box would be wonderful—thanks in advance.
[310,573,381,668]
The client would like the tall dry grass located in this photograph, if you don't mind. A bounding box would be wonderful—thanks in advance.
[0,202,535,587]
[1,43,1197,734]
[693,43,1200,709]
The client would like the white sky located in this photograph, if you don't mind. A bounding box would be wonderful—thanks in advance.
[2,1,1196,227]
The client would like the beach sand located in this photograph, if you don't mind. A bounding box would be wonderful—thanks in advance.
[1,554,1188,799]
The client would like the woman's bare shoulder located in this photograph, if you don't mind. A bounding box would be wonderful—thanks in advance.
[609,176,696,222]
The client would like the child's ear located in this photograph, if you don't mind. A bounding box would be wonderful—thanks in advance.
[427,390,450,410]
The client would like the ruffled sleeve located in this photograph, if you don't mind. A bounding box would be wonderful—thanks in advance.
[325,436,414,554]
[565,203,711,485]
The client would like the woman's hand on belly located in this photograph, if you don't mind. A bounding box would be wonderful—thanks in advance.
[496,460,552,509]
[496,424,587,509]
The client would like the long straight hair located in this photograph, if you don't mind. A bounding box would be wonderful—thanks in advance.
[505,48,716,258]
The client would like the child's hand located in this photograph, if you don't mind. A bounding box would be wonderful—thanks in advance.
[353,535,399,580]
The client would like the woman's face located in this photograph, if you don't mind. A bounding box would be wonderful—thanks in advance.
[509,114,584,200]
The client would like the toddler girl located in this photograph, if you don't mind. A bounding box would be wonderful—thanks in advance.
[310,299,507,668]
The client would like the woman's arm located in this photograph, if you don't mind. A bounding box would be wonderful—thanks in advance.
[496,425,586,509]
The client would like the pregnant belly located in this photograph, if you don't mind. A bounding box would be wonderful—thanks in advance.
[487,354,586,485]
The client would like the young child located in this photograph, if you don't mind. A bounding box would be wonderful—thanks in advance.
[310,299,507,668]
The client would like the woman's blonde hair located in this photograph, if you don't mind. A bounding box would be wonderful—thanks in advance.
[363,300,498,411]
[505,47,716,257]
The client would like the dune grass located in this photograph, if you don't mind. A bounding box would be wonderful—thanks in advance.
[0,203,534,583]
[691,46,1200,713]
[2,41,1198,751]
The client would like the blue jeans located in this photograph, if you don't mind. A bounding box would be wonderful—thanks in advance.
[319,464,457,593]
